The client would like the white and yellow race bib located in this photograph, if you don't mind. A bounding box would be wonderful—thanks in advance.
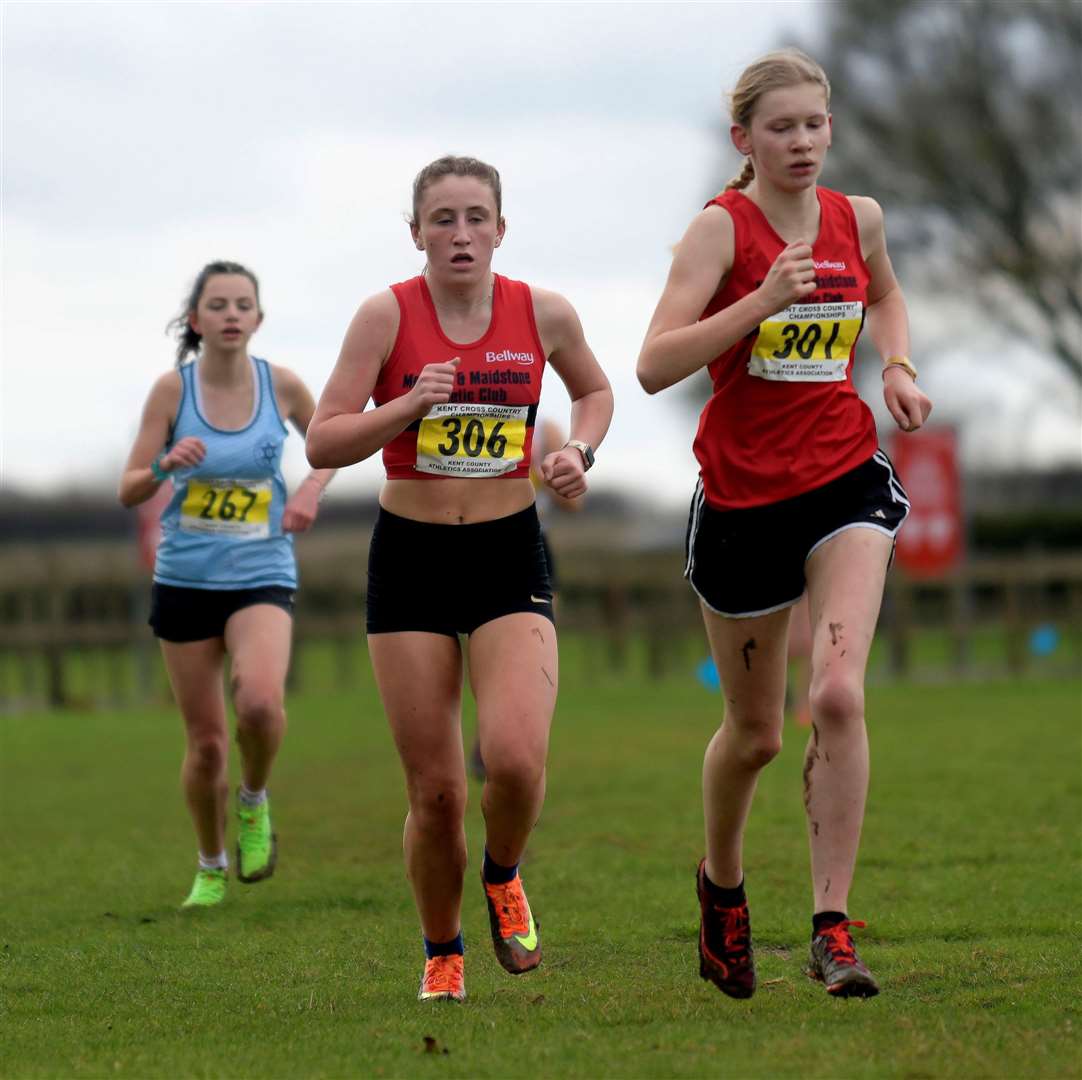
[749,301,863,382]
[416,404,529,477]
[180,479,272,539]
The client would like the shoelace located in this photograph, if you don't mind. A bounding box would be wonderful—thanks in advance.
[237,808,265,852]
[486,880,530,937]
[710,903,751,958]
[192,871,224,896]
[816,919,867,966]
[423,955,464,993]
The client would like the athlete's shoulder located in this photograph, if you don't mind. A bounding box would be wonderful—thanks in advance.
[148,367,184,404]
[264,361,306,396]
[843,194,886,253]
[139,367,184,427]
[525,283,580,336]
[386,275,424,302]
[689,201,735,240]
[352,287,402,336]
[703,187,745,212]
[670,202,735,283]
[844,193,884,224]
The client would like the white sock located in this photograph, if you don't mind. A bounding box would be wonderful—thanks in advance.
[238,785,267,807]
[198,850,228,871]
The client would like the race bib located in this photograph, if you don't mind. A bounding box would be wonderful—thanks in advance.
[180,479,272,538]
[416,404,529,477]
[749,301,863,382]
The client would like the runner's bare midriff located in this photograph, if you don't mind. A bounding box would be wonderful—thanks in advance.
[380,477,536,525]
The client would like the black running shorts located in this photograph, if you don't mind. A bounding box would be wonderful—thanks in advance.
[149,583,295,643]
[366,504,555,637]
[684,450,910,619]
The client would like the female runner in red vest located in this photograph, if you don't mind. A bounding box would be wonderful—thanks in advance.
[638,50,931,999]
[307,156,613,1002]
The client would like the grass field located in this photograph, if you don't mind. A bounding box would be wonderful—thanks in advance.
[2,648,1080,1078]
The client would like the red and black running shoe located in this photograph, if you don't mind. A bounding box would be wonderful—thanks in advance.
[696,859,756,999]
[807,919,880,998]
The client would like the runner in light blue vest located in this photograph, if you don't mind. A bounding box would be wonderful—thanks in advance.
[119,261,335,909]
[155,354,297,590]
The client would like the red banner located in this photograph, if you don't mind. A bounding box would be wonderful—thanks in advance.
[889,427,965,578]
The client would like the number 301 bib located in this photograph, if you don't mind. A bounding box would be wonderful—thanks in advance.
[416,403,529,477]
[749,301,863,382]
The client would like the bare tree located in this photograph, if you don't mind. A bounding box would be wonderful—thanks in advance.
[805,0,1082,382]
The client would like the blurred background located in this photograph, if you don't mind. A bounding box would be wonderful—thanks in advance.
[3,0,1080,710]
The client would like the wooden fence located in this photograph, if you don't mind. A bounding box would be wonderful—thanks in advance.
[0,530,1079,711]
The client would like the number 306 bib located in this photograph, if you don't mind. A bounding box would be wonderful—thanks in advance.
[749,301,863,382]
[416,403,529,477]
[180,479,272,539]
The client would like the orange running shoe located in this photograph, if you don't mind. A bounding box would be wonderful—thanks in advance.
[417,953,466,1002]
[482,871,541,974]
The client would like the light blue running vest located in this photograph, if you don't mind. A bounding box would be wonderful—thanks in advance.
[154,357,297,590]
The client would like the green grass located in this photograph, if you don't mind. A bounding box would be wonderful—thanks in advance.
[1,655,1080,1078]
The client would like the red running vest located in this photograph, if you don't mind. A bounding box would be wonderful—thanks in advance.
[374,274,546,480]
[693,186,878,510]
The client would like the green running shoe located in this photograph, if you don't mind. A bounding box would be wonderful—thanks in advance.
[181,867,227,908]
[236,792,277,884]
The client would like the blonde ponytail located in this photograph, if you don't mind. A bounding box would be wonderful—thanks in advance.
[725,158,756,191]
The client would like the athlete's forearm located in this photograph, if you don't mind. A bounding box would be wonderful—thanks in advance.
[637,290,774,394]
[118,467,166,508]
[306,398,416,469]
[567,386,615,452]
[298,468,336,494]
[864,285,910,367]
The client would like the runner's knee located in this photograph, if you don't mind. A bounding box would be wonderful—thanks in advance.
[231,673,284,731]
[185,732,228,777]
[741,733,783,769]
[721,712,783,769]
[408,776,468,832]
[482,746,545,793]
[809,675,864,727]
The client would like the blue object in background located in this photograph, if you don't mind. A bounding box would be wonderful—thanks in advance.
[696,657,720,691]
[1029,624,1060,657]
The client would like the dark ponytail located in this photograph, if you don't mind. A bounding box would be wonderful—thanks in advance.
[166,260,261,367]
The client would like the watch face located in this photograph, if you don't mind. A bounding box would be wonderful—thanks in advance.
[567,441,593,469]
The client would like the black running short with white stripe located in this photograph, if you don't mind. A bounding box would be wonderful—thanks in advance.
[684,450,910,619]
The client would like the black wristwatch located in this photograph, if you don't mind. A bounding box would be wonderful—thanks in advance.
[564,440,594,471]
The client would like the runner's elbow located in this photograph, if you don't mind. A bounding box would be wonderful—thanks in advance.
[636,359,666,395]
[305,427,332,469]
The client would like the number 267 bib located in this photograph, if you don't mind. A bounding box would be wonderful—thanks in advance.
[180,479,272,538]
[749,301,863,382]
[415,403,529,477]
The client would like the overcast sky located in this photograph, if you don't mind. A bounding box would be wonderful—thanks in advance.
[3,1,1078,510]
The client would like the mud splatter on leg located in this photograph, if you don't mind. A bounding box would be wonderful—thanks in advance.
[802,744,820,813]
[741,638,756,671]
